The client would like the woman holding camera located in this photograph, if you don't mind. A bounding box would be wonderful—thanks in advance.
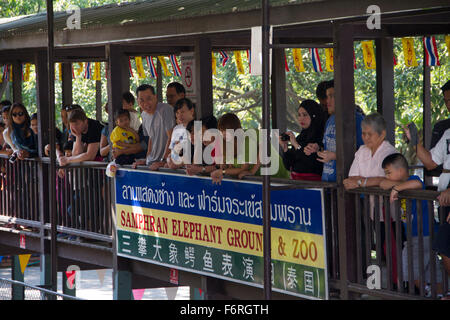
[8,102,38,161]
[279,99,325,181]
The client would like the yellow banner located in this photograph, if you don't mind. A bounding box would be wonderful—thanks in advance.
[324,48,334,72]
[292,48,305,72]
[402,38,418,67]
[234,51,245,75]
[116,204,325,269]
[446,35,450,55]
[135,57,146,79]
[19,254,31,274]
[55,63,62,81]
[361,41,376,69]
[211,52,217,75]
[158,56,171,77]
[76,62,84,77]
[23,63,31,82]
[92,62,101,81]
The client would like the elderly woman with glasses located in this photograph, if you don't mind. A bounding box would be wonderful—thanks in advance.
[8,102,38,160]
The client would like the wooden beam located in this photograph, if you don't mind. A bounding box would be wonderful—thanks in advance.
[376,37,395,145]
[194,37,213,119]
[106,44,129,130]
[333,23,357,299]
[61,62,72,109]
[12,60,22,103]
[271,47,287,132]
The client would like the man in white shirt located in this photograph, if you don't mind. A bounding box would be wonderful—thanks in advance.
[132,84,174,169]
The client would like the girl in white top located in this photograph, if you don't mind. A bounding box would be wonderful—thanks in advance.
[167,98,195,168]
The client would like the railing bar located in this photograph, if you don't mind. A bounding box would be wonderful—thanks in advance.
[417,199,425,296]
[86,168,93,232]
[330,188,338,279]
[374,195,382,267]
[363,194,371,272]
[394,200,403,293]
[405,199,414,295]
[355,193,363,284]
[427,200,437,299]
[384,196,392,291]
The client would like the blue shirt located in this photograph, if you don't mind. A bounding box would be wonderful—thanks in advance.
[401,175,439,237]
[321,112,364,182]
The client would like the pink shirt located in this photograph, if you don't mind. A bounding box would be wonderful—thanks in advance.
[349,140,398,178]
[348,140,398,221]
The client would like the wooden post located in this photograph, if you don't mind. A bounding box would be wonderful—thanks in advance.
[156,59,163,103]
[333,23,357,299]
[106,45,130,133]
[34,50,52,290]
[61,62,73,109]
[271,47,287,132]
[376,37,395,145]
[194,37,213,119]
[12,60,22,103]
[96,80,102,121]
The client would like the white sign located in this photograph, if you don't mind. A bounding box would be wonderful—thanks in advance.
[250,26,272,76]
[181,52,197,103]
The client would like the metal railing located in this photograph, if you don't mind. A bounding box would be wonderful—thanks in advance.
[0,277,83,300]
[0,155,112,243]
[1,155,449,299]
[346,187,449,299]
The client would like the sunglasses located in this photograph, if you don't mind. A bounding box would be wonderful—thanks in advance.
[12,111,25,117]
[64,105,81,111]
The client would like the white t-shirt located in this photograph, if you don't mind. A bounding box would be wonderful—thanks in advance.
[141,102,174,165]
[129,110,141,132]
[430,128,450,191]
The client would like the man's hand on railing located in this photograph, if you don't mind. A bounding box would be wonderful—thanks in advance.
[17,150,30,161]
[437,188,450,208]
[58,155,69,167]
[132,159,146,169]
[57,168,65,179]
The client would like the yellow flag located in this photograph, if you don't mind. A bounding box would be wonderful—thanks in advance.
[19,254,31,274]
[361,41,376,69]
[445,35,450,55]
[158,56,171,77]
[292,48,305,72]
[92,62,101,81]
[76,62,84,77]
[211,52,217,75]
[402,38,418,67]
[324,48,334,72]
[135,57,146,79]
[234,51,245,74]
[23,63,31,82]
[55,63,62,80]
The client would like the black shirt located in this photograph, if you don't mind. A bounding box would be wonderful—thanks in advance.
[78,118,104,157]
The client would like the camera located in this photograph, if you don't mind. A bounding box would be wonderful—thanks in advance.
[9,153,18,164]
[281,133,290,141]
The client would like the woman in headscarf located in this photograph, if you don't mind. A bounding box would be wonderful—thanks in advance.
[8,102,38,160]
[279,99,326,181]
